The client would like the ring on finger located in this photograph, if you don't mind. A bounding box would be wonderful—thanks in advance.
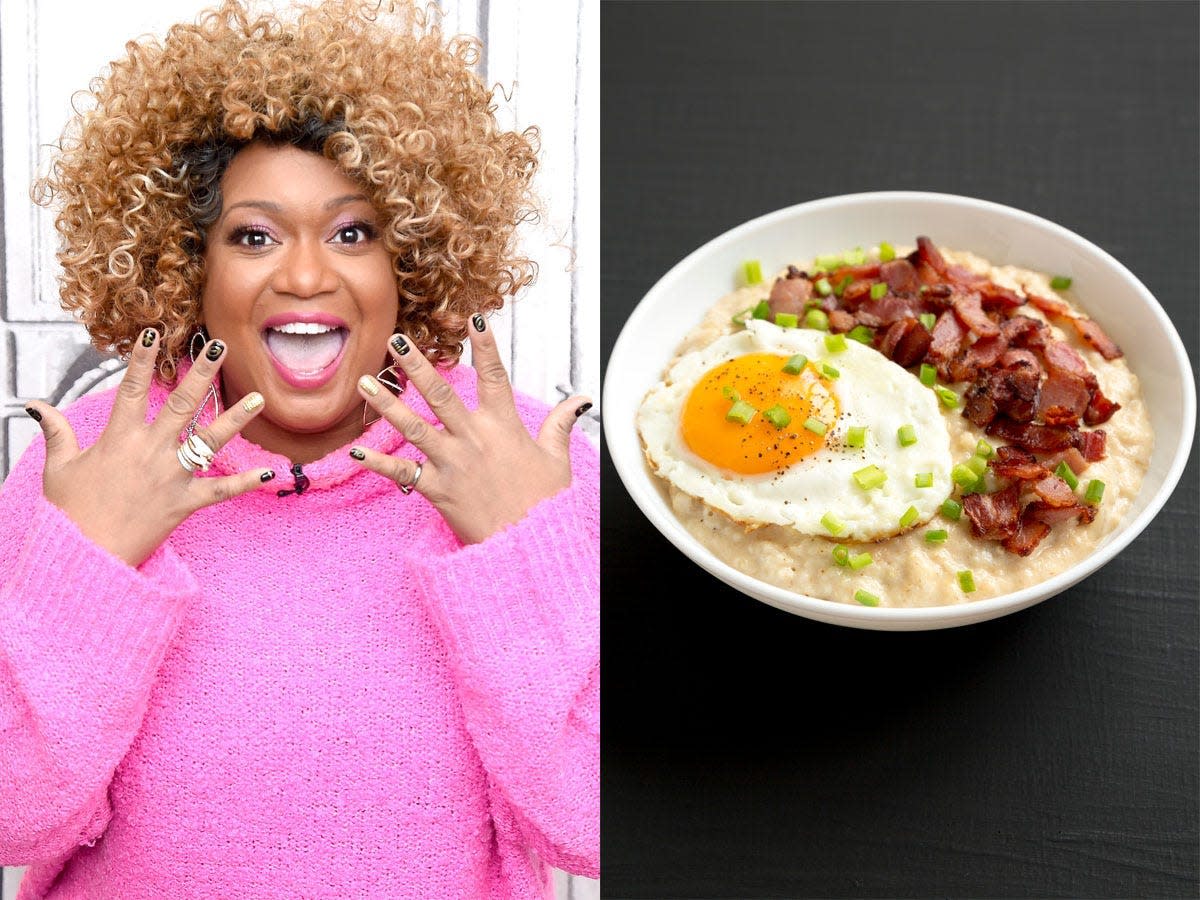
[398,461,423,495]
[177,433,215,474]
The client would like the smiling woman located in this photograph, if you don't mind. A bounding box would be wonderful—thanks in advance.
[0,1,598,897]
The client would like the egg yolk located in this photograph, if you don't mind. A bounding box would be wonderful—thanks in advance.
[681,353,840,475]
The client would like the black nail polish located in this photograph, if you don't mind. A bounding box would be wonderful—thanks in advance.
[25,406,42,422]
[472,313,486,333]
[349,448,366,461]
[390,334,410,356]
[260,470,276,483]
[141,328,157,347]
[575,402,593,418]
[205,340,225,361]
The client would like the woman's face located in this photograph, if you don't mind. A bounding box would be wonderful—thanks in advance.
[201,142,398,462]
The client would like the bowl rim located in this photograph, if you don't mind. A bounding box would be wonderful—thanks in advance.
[604,190,1197,629]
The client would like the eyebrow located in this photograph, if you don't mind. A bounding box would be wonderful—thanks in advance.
[221,194,372,217]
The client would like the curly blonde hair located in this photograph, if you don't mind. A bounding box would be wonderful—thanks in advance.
[34,0,539,381]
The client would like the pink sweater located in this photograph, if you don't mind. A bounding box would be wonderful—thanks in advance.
[0,364,599,898]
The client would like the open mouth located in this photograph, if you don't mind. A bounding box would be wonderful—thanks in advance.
[263,320,349,387]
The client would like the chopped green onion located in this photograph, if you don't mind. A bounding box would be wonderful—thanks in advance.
[848,552,873,570]
[854,589,880,607]
[1050,275,1073,290]
[870,282,888,300]
[816,254,843,271]
[845,247,867,266]
[897,424,917,447]
[934,385,959,408]
[914,472,934,488]
[832,544,850,566]
[833,275,854,298]
[803,417,828,436]
[1084,479,1105,505]
[774,312,798,329]
[815,277,833,297]
[847,325,875,344]
[1054,460,1079,490]
[957,570,976,593]
[743,260,763,285]
[821,512,845,536]
[751,299,771,319]
[925,529,948,543]
[919,312,937,331]
[805,308,829,331]
[731,307,754,326]
[853,464,888,490]
[846,425,867,448]
[824,333,847,353]
[952,464,979,488]
[965,454,988,477]
[878,241,896,262]
[782,354,808,374]
[941,498,963,521]
[975,439,995,459]
[960,476,987,496]
[762,404,791,429]
[919,363,937,386]
[899,505,919,529]
[721,385,739,401]
[726,400,757,425]
[821,363,840,379]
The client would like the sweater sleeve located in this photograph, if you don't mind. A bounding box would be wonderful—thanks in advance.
[407,428,600,879]
[0,430,199,865]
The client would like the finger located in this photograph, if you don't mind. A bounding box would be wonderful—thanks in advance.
[24,402,80,469]
[188,466,279,511]
[107,327,161,434]
[358,373,447,457]
[190,390,266,456]
[385,333,470,430]
[536,396,592,458]
[348,445,427,495]
[465,313,518,416]
[152,338,227,437]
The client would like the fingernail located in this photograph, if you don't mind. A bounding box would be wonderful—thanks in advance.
[575,402,593,418]
[358,375,380,396]
[141,327,157,347]
[206,340,225,361]
[390,334,410,356]
[472,313,486,333]
[242,392,264,414]
[25,406,42,422]
[349,447,366,461]
[260,470,276,483]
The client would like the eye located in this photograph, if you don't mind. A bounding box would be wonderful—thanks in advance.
[331,222,377,245]
[230,227,276,248]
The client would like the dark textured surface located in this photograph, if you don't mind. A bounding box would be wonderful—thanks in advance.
[600,2,1199,897]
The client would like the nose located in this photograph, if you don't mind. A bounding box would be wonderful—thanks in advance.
[271,238,340,298]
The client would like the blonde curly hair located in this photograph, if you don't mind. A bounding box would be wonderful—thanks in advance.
[34,0,539,381]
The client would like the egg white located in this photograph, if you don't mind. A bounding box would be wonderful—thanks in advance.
[637,319,954,541]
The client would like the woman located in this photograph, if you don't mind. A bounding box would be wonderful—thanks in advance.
[0,2,598,897]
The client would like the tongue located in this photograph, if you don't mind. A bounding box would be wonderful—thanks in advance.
[265,329,344,374]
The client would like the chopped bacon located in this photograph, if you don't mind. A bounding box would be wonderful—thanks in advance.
[1032,474,1078,508]
[879,317,932,367]
[1035,369,1090,426]
[1025,500,1097,527]
[827,309,856,334]
[915,236,948,275]
[827,262,881,282]
[1001,511,1052,556]
[1073,429,1107,462]
[768,275,812,317]
[853,294,927,327]
[962,483,1022,541]
[841,279,874,305]
[928,310,967,374]
[1084,388,1121,425]
[1042,446,1089,477]
[1070,316,1123,360]
[946,264,986,287]
[1027,293,1073,319]
[990,445,1048,481]
[948,334,1008,383]
[978,281,1025,310]
[990,353,1042,423]
[952,291,1000,338]
[1000,315,1049,350]
[1041,339,1092,383]
[963,379,999,428]
[879,259,920,293]
[986,418,1076,452]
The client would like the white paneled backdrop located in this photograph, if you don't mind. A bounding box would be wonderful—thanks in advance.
[0,0,598,896]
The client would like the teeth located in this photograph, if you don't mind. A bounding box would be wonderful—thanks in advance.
[270,322,338,335]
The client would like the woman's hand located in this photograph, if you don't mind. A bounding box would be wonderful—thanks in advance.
[352,314,590,545]
[24,328,274,568]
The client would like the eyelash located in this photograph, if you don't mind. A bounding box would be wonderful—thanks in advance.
[226,221,379,248]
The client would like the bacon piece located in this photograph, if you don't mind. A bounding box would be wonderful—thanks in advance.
[853,294,926,327]
[948,334,1008,383]
[928,310,967,376]
[951,291,1000,338]
[827,262,881,282]
[1032,474,1078,508]
[1035,369,1090,426]
[963,379,999,428]
[1084,388,1121,425]
[1001,511,1052,556]
[915,236,948,275]
[1071,317,1123,360]
[1000,315,1049,350]
[1027,293,1073,319]
[1042,446,1089,477]
[879,317,932,367]
[1025,500,1097,527]
[841,279,874,305]
[1041,339,1092,382]
[962,483,1022,541]
[990,445,1048,481]
[827,309,856,334]
[946,264,986,288]
[978,281,1025,310]
[990,352,1042,423]
[768,274,812,318]
[986,418,1076,452]
[879,259,920,293]
[1074,429,1107,462]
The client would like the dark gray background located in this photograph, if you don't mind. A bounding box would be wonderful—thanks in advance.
[601,2,1199,897]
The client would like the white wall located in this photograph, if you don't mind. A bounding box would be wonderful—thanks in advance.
[0,0,598,896]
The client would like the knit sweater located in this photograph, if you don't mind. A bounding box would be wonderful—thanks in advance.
[0,363,599,899]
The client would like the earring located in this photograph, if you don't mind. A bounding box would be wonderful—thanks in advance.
[363,341,407,428]
[186,326,222,438]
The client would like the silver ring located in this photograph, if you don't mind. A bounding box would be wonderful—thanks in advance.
[177,433,215,474]
[398,461,423,495]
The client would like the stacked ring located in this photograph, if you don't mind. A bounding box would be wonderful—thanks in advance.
[398,462,423,495]
[177,433,216,473]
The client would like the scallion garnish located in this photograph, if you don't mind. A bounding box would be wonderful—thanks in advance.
[848,552,873,570]
[975,439,994,459]
[847,325,875,344]
[782,354,808,374]
[934,385,959,408]
[743,260,763,285]
[1054,460,1079,491]
[919,363,937,386]
[899,505,919,529]
[815,277,833,297]
[805,308,829,331]
[803,417,828,436]
[941,498,963,521]
[965,454,988,477]
[919,312,936,331]
[721,385,739,401]
[914,472,933,488]
[870,282,888,300]
[957,570,976,593]
[816,254,842,271]
[845,247,867,266]
[821,512,846,535]
[855,589,880,607]
[774,312,799,329]
[832,544,850,566]
[852,464,887,490]
[834,274,854,298]
[846,425,867,448]
[731,307,754,326]
[752,299,771,319]
[726,400,757,425]
[1084,479,1105,505]
[762,404,791,429]
[824,333,847,353]
[821,362,840,379]
[879,241,896,262]
[925,529,948,543]
[951,464,978,488]
[1050,275,1072,290]
[897,424,917,447]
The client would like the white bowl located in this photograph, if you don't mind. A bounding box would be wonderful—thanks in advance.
[603,191,1196,631]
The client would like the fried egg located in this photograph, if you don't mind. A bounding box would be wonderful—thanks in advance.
[637,319,953,541]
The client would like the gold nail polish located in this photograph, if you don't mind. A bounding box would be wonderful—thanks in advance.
[358,375,380,396]
[242,392,264,414]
